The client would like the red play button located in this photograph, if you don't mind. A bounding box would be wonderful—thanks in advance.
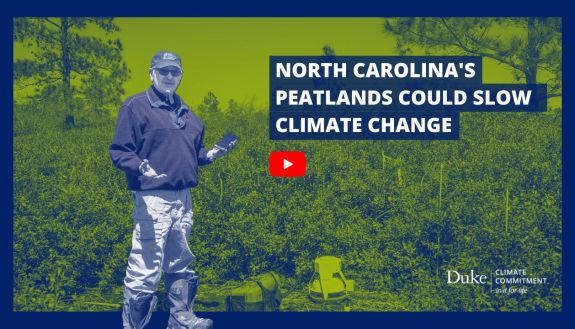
[269,151,306,177]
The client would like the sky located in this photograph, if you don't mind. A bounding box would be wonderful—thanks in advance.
[115,18,398,108]
[15,18,558,110]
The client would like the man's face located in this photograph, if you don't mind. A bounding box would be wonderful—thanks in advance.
[151,65,182,95]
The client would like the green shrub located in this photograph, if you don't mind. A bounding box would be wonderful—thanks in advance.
[13,103,562,311]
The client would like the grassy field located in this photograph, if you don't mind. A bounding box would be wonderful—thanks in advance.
[13,102,562,312]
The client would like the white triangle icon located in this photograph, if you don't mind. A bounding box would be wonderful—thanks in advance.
[283,159,293,170]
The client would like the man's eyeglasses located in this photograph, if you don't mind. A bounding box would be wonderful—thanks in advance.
[157,68,182,77]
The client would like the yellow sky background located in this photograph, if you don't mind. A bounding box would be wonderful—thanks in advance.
[15,18,558,110]
[116,18,399,108]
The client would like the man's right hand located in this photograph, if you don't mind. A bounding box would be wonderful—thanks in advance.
[139,159,167,179]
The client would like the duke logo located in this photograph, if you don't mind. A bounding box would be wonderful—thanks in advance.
[447,270,488,284]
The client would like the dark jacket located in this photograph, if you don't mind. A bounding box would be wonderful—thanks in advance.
[109,87,212,191]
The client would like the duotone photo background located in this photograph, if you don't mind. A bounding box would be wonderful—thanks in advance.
[13,18,561,311]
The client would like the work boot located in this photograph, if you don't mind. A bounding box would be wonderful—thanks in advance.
[122,288,158,329]
[165,272,213,329]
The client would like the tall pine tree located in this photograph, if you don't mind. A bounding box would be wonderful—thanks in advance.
[14,17,130,126]
[383,18,561,100]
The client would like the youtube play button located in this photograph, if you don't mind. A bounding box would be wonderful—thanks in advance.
[269,151,306,177]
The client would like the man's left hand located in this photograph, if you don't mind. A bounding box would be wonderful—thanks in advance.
[208,133,238,160]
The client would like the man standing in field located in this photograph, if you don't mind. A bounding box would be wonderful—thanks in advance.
[110,51,235,329]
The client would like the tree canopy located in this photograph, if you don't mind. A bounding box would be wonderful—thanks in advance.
[14,18,130,123]
[383,18,561,99]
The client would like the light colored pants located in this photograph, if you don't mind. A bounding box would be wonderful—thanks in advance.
[124,189,195,294]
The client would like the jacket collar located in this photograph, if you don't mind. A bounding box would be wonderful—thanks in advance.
[145,86,189,112]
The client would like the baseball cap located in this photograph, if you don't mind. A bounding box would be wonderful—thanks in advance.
[150,51,182,70]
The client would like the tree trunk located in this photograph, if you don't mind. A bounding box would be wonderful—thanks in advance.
[60,18,74,128]
[525,18,538,84]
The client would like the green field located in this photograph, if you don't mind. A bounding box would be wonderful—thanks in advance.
[13,101,562,312]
